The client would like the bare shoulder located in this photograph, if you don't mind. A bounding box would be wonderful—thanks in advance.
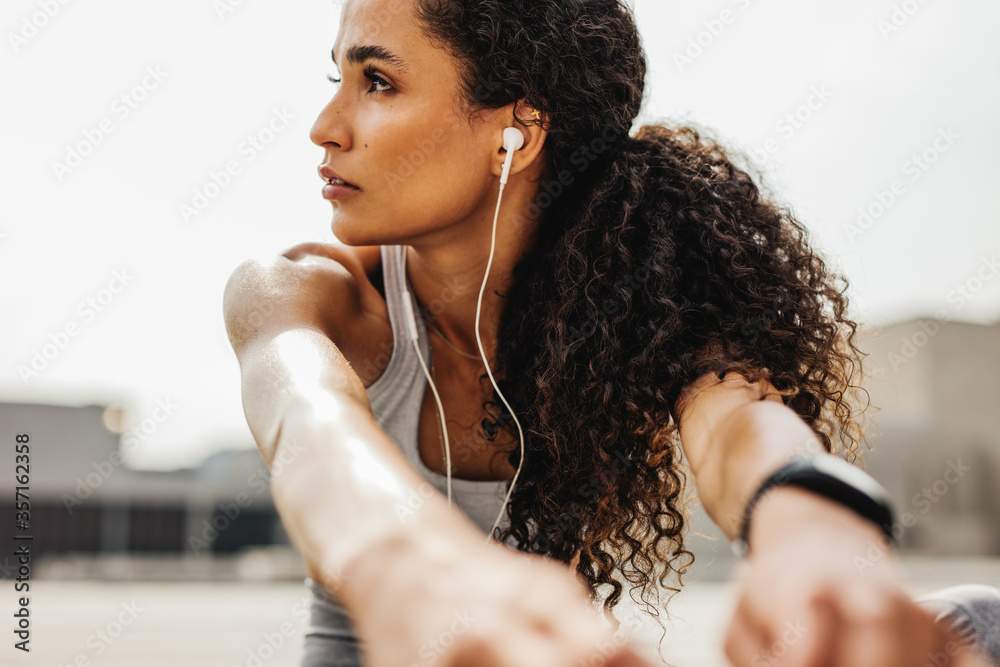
[223,242,391,384]
[280,241,380,281]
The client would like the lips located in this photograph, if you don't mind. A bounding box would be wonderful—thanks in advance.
[318,165,360,189]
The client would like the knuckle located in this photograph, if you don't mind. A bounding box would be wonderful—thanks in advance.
[447,632,498,667]
[843,589,899,629]
[723,631,744,667]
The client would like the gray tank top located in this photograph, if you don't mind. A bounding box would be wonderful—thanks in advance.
[300,244,515,667]
[363,244,515,532]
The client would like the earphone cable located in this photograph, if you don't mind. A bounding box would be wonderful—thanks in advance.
[399,129,527,546]
[403,246,455,511]
[477,176,526,544]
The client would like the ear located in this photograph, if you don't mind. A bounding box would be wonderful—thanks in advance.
[489,101,549,180]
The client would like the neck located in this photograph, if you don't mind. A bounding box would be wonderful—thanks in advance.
[403,200,539,365]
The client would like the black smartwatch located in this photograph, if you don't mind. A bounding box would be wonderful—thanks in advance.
[732,454,897,558]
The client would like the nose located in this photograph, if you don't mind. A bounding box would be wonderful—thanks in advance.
[309,95,352,151]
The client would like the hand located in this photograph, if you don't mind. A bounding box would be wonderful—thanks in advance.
[722,486,987,667]
[336,526,654,667]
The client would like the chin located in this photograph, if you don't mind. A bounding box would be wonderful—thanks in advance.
[330,215,373,247]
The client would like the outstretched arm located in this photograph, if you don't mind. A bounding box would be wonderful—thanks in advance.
[674,367,983,667]
[223,249,653,667]
[223,252,480,600]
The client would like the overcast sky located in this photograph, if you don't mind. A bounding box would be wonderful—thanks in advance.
[2,0,997,469]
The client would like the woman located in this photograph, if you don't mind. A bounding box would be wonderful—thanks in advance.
[223,0,1000,666]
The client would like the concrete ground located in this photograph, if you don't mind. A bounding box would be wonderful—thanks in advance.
[4,557,999,667]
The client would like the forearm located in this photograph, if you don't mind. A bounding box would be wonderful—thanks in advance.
[235,328,487,610]
[267,392,485,609]
[238,328,371,467]
[694,399,826,540]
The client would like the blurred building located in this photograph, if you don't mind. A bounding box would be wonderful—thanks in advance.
[0,402,284,578]
[859,317,1000,554]
[681,316,1000,579]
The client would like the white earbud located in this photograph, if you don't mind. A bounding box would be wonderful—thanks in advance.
[500,127,525,186]
[401,123,529,547]
[503,126,525,152]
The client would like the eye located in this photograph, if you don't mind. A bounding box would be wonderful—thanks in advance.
[326,73,342,85]
[363,65,392,93]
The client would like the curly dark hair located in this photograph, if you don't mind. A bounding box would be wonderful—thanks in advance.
[413,0,874,657]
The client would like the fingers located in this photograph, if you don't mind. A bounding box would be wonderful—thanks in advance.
[446,622,642,667]
[794,585,969,667]
[825,584,906,667]
[723,586,842,667]
[779,591,838,667]
[723,589,770,667]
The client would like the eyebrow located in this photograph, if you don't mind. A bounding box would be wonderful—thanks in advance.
[331,44,408,73]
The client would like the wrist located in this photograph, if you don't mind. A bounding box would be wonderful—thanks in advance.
[748,485,890,553]
[327,493,490,611]
[732,453,897,558]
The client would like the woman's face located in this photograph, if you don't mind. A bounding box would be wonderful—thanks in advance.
[310,0,504,246]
